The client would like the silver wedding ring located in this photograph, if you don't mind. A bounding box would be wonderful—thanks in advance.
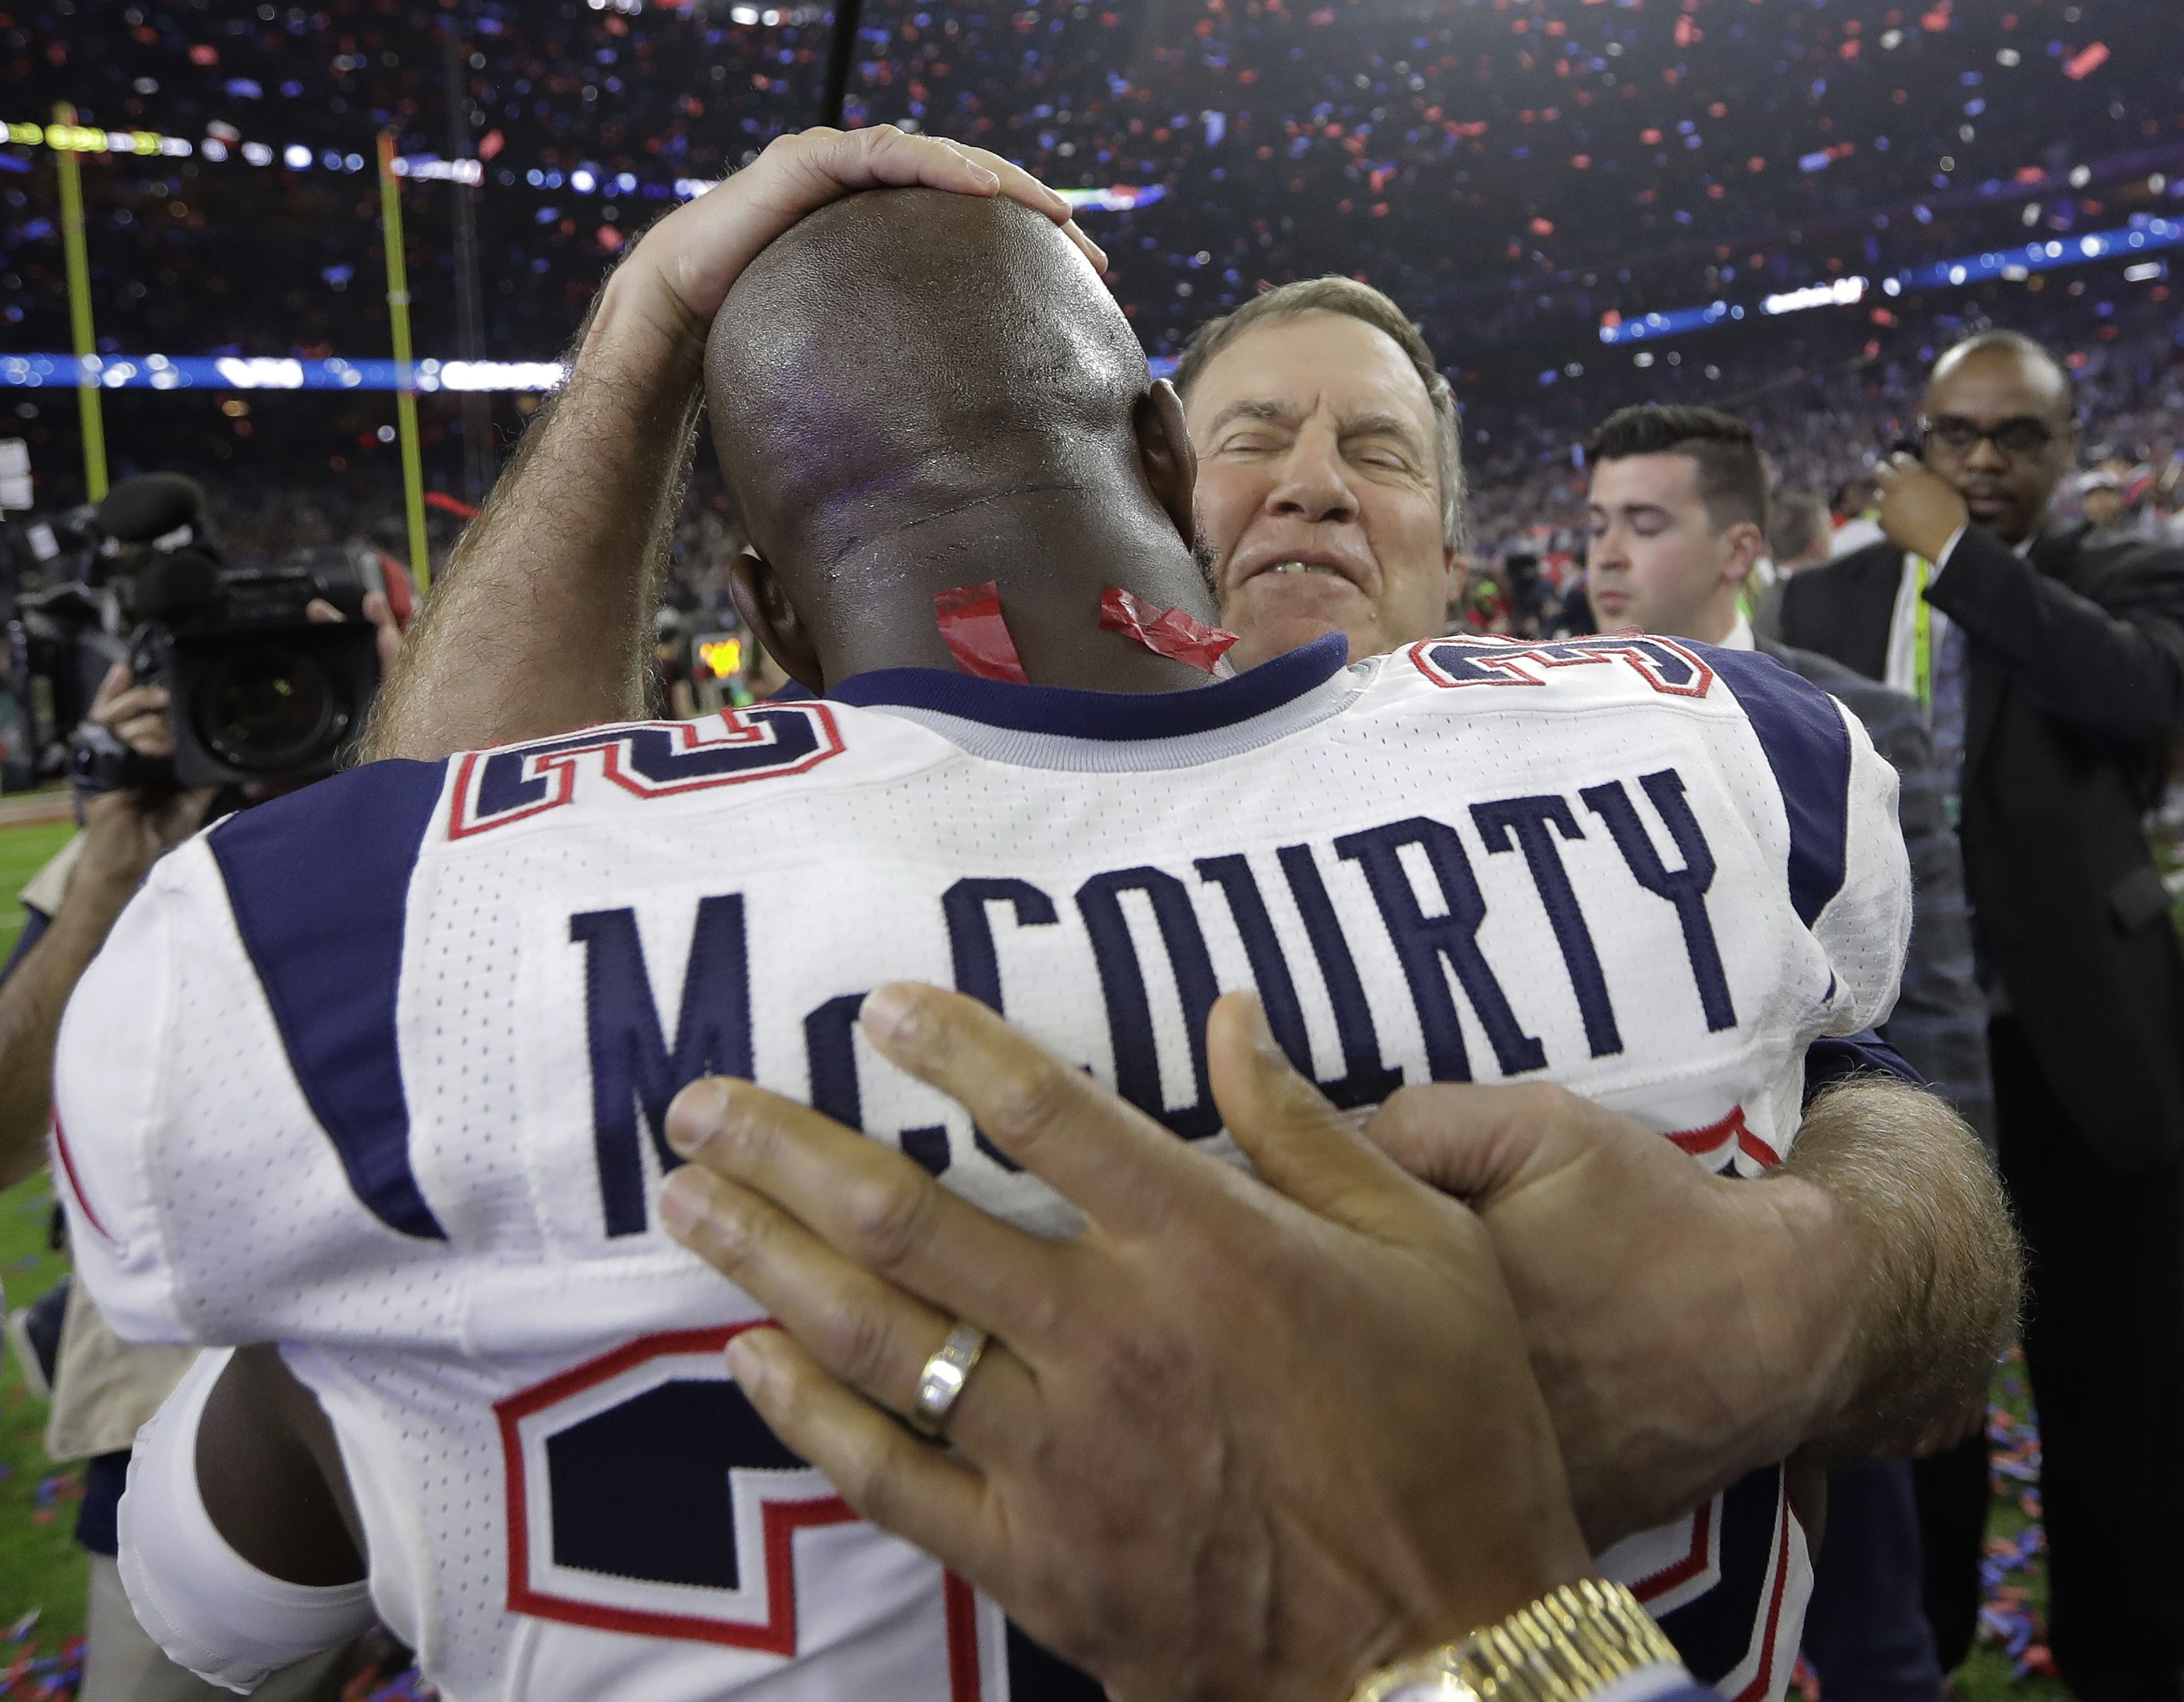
[910,1321,989,1436]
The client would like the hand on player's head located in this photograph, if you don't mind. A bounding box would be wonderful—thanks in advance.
[657,985,1594,1702]
[622,127,1105,355]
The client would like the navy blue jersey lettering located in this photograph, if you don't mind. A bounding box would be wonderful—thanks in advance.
[803,991,951,1179]
[1075,867,1224,1140]
[1471,795,1624,1059]
[1414,634,1714,696]
[942,878,1064,1172]
[449,708,844,837]
[1195,850,1402,1109]
[1581,771,1738,1033]
[802,993,867,1134]
[1333,817,1547,1082]
[570,896,754,1237]
[545,1378,803,1590]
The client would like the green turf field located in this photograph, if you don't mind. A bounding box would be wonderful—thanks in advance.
[0,817,92,1678]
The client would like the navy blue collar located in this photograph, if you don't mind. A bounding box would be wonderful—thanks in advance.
[828,633,1353,742]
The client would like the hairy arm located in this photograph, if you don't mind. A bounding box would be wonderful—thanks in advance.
[1776,1076,2020,1460]
[359,277,703,762]
[1366,1069,2020,1547]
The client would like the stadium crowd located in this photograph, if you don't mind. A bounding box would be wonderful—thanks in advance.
[0,3,2180,1702]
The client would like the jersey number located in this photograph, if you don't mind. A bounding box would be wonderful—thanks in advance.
[449,707,845,839]
[495,1326,1105,1699]
[497,1325,856,1651]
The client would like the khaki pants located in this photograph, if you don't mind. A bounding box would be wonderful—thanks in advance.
[80,1554,354,1702]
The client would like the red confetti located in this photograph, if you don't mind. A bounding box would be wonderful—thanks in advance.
[1097,587,1239,674]
[934,582,1030,684]
[2063,41,2109,79]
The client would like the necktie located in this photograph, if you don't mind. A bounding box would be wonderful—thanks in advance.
[1928,610,1970,828]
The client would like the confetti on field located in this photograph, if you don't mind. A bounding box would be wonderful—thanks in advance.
[0,1617,80,1702]
[1974,1348,2056,1681]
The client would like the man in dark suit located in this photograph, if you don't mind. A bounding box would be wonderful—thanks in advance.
[1781,330,2184,1699]
[1584,404,1993,1702]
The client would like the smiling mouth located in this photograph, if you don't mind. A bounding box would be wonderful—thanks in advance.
[1263,560,1349,578]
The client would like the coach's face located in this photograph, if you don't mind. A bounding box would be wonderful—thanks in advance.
[1187,312,1457,670]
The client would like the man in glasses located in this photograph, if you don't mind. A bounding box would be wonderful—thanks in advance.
[1781,328,2184,1700]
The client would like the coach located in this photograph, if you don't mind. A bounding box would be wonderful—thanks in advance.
[1781,329,2184,1697]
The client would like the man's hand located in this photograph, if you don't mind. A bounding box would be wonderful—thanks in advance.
[1365,1082,1850,1548]
[0,664,213,1188]
[1366,1073,2016,1548]
[658,986,1595,1702]
[306,591,403,679]
[365,126,1101,763]
[1877,450,1972,564]
[600,126,1106,370]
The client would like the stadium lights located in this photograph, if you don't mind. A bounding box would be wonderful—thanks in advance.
[1601,217,2184,345]
[2,116,1143,214]
[0,354,570,393]
[1760,277,1867,316]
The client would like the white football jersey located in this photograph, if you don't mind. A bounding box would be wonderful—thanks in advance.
[57,631,1910,1702]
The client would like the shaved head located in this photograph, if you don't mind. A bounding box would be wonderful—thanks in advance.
[706,189,1153,587]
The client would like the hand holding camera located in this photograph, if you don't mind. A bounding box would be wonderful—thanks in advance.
[74,662,216,894]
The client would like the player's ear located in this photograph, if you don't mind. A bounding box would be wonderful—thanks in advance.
[1135,379,1200,554]
[728,549,824,694]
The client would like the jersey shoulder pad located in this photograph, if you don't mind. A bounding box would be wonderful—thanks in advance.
[204,758,452,1241]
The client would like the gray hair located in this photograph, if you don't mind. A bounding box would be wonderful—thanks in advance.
[1172,277,1466,552]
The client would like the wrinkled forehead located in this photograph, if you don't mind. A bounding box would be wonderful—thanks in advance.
[1184,312,1437,442]
[1926,351,2073,425]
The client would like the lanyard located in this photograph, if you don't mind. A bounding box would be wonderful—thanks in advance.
[1911,554,1933,714]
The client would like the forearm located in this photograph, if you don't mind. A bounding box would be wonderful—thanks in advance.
[1928,534,2184,740]
[0,879,136,1188]
[360,272,706,763]
[1772,1077,2020,1458]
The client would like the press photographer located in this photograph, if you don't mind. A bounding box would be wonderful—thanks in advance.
[0,472,405,1702]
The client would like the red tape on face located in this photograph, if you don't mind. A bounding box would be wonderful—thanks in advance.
[934,581,1030,684]
[1097,586,1240,675]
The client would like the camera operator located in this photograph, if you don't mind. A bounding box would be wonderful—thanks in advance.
[1,587,399,1702]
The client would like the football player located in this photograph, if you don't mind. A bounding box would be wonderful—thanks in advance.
[64,177,1932,1701]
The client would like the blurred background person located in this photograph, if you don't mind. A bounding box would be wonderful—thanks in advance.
[1781,329,2184,1700]
[1830,474,1887,559]
[1752,489,1838,639]
[1769,491,1837,578]
[2075,468,2129,539]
